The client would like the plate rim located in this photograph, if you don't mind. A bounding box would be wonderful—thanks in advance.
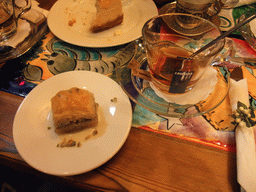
[13,71,132,176]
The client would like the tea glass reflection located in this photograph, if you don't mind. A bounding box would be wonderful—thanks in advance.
[0,0,31,42]
[142,13,225,94]
[175,0,222,29]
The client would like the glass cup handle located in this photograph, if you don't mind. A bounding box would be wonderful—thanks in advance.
[14,0,31,19]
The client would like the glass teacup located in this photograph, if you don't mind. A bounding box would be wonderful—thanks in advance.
[0,0,31,42]
[142,13,225,94]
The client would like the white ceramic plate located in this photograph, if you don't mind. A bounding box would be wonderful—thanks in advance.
[47,0,158,47]
[13,71,132,176]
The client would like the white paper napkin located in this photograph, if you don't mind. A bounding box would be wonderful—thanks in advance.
[229,78,256,192]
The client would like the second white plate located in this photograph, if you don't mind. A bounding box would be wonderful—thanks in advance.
[47,0,158,47]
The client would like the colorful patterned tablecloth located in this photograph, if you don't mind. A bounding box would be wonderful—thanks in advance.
[1,29,256,153]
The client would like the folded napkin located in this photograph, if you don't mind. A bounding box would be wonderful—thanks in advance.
[229,78,256,192]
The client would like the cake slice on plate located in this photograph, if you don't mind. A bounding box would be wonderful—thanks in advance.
[90,0,124,33]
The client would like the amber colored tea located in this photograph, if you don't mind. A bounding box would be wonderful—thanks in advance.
[0,0,31,42]
[142,13,225,95]
[0,11,16,41]
[147,46,202,93]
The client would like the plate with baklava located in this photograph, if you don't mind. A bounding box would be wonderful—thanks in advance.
[47,0,158,47]
[13,71,132,176]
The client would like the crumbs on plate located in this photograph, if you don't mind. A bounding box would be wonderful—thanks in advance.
[111,97,117,103]
[65,0,96,33]
[53,128,99,148]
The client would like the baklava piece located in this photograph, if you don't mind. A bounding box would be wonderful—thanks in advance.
[51,87,98,134]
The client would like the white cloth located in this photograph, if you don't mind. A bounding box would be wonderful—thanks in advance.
[229,79,256,192]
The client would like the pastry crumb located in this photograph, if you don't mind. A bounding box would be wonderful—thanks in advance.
[111,97,117,103]
[92,129,98,136]
[85,135,91,140]
[114,30,122,36]
[68,18,76,26]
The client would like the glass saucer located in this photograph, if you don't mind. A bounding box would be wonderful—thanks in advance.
[116,45,230,118]
[0,9,47,63]
[158,2,221,30]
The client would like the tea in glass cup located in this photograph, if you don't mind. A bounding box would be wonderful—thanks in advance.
[0,0,31,42]
[142,13,225,94]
